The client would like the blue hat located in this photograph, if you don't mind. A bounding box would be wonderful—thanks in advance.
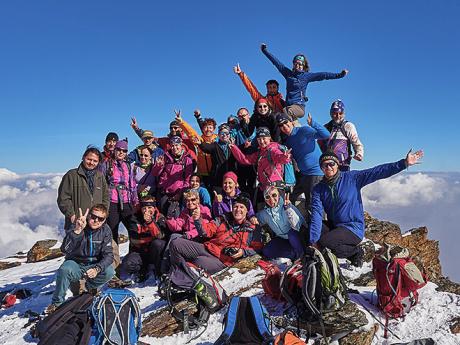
[330,99,345,114]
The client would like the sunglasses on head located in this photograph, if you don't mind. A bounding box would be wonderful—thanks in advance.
[264,192,279,200]
[115,148,128,153]
[89,213,106,222]
[321,161,337,169]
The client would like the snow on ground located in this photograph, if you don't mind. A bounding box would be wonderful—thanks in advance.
[0,243,459,345]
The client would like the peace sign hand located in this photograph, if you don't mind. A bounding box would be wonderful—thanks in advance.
[283,148,292,161]
[307,113,312,126]
[75,208,89,234]
[233,63,242,75]
[155,155,165,167]
[130,116,139,130]
[174,109,182,122]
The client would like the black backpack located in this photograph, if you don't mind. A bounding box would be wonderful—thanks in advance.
[34,293,94,345]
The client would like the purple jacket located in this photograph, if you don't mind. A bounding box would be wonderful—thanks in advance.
[212,188,255,218]
[152,150,195,197]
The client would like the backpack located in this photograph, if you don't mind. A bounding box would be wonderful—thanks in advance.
[214,296,274,345]
[34,293,94,345]
[257,260,283,300]
[280,246,347,322]
[260,144,296,192]
[373,244,427,321]
[273,330,306,345]
[90,288,142,345]
[318,121,352,167]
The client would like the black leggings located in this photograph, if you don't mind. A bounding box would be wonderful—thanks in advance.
[318,224,361,259]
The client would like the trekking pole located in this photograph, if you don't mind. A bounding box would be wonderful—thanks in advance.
[352,294,401,340]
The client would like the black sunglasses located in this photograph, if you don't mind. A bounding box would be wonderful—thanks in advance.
[89,213,106,222]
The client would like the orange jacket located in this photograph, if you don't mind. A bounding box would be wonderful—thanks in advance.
[238,72,285,113]
[179,118,217,176]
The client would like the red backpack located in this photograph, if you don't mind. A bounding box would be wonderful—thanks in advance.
[373,244,427,323]
[257,260,283,300]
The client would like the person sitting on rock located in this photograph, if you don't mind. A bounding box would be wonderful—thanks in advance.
[167,195,261,310]
[309,149,424,267]
[47,204,114,313]
[256,186,306,260]
[119,196,168,284]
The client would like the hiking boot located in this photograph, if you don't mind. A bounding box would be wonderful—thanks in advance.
[349,246,364,268]
[45,303,59,315]
[70,279,87,296]
[193,281,218,311]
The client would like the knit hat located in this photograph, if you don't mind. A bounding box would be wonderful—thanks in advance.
[257,98,268,105]
[256,127,271,138]
[234,195,250,212]
[319,151,339,166]
[169,120,180,128]
[276,113,290,125]
[115,140,128,151]
[170,136,182,145]
[223,171,238,184]
[142,130,154,139]
[330,99,345,114]
[105,132,119,142]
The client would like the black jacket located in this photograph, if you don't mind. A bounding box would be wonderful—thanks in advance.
[61,223,114,272]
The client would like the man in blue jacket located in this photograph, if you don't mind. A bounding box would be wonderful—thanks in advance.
[47,204,114,313]
[309,149,424,267]
[277,113,330,219]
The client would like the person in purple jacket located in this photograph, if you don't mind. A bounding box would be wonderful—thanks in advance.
[261,43,348,122]
[211,171,257,225]
[310,149,424,267]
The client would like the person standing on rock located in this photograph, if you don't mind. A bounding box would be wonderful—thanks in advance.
[309,149,424,267]
[47,204,114,313]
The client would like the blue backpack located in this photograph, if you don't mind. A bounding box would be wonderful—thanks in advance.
[90,288,142,345]
[214,296,273,345]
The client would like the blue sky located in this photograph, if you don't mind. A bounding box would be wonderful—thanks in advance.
[1,0,459,173]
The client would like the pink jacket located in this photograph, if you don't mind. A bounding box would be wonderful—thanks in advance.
[152,150,195,197]
[230,142,290,190]
[103,160,137,205]
[166,205,212,239]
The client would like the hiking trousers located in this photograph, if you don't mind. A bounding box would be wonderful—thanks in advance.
[262,229,304,260]
[120,239,167,279]
[290,174,323,222]
[169,237,226,289]
[107,202,134,243]
[318,224,361,258]
[52,260,115,305]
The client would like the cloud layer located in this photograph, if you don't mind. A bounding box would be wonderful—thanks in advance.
[0,168,64,257]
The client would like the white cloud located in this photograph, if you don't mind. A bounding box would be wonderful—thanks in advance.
[363,172,460,282]
[0,170,64,258]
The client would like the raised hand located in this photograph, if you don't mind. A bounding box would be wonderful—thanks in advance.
[155,155,165,167]
[75,208,89,234]
[130,116,139,130]
[260,43,267,51]
[143,208,153,223]
[307,113,312,126]
[405,149,424,167]
[353,153,363,161]
[191,208,201,220]
[341,69,349,76]
[213,191,223,203]
[244,140,251,148]
[233,63,242,74]
[194,109,201,118]
[174,109,182,122]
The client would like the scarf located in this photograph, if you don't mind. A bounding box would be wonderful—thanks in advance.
[217,140,229,159]
[83,166,97,194]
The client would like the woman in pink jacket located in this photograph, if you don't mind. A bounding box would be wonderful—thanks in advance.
[166,189,212,241]
[230,127,292,204]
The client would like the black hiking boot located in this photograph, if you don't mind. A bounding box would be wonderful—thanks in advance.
[349,246,364,268]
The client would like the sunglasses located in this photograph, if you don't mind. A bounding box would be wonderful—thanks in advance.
[258,105,269,109]
[89,213,106,222]
[170,126,181,131]
[220,131,230,136]
[185,197,198,202]
[139,154,151,158]
[115,148,128,153]
[264,192,279,200]
[238,113,249,117]
[278,121,289,127]
[321,161,337,169]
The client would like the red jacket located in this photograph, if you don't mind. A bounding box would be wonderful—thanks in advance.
[128,212,165,253]
[202,216,261,266]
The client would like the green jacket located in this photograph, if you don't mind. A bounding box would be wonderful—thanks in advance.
[57,164,109,229]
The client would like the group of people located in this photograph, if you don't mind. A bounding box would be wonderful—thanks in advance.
[48,44,423,313]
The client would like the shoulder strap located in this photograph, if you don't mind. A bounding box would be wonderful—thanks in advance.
[248,296,273,341]
[215,297,241,344]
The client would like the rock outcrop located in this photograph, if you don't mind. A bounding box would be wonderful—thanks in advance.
[26,240,63,263]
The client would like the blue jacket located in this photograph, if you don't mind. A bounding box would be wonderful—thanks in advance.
[283,122,330,176]
[262,49,345,107]
[309,160,407,243]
